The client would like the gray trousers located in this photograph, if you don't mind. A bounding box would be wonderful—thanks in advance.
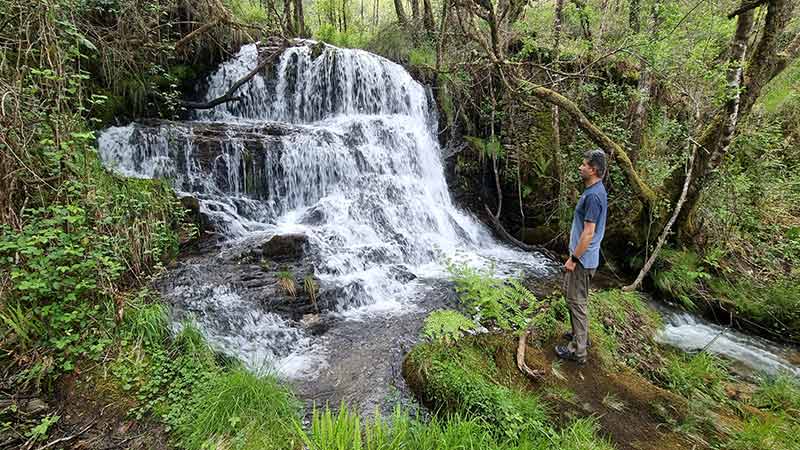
[563,262,596,359]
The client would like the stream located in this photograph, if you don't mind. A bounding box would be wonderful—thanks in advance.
[97,41,798,414]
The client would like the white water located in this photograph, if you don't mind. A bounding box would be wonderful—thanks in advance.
[656,305,799,377]
[98,42,553,378]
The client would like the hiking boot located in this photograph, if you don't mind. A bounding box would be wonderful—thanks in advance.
[562,332,592,347]
[555,344,587,365]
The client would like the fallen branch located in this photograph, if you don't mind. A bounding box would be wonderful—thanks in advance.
[180,41,287,110]
[174,19,221,49]
[483,205,560,261]
[623,144,697,292]
[33,421,95,450]
[517,329,545,379]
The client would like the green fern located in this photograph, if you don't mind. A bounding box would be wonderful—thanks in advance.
[422,310,478,344]
[447,264,537,332]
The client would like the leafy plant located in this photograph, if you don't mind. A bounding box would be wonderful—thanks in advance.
[422,310,478,344]
[447,264,536,333]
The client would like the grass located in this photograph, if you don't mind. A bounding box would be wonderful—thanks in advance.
[304,275,319,310]
[119,291,169,347]
[421,309,477,344]
[405,338,550,442]
[652,248,709,310]
[587,289,663,371]
[177,368,301,450]
[297,405,617,450]
[661,351,729,403]
[751,373,800,418]
[277,270,297,297]
[722,415,800,450]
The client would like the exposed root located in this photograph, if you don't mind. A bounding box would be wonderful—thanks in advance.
[483,205,559,261]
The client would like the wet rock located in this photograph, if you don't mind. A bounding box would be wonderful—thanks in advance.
[389,265,417,283]
[180,195,214,234]
[261,233,308,260]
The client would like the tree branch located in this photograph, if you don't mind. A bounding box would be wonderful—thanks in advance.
[180,42,286,110]
[506,76,658,207]
[727,0,768,19]
[623,144,697,292]
[483,205,560,260]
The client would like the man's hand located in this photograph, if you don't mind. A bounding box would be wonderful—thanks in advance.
[564,258,576,272]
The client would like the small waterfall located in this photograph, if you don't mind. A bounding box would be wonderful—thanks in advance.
[99,42,552,378]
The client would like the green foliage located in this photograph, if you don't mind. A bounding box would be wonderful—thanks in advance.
[407,339,549,442]
[298,404,613,450]
[120,290,170,347]
[661,352,729,403]
[588,289,663,369]
[315,23,370,49]
[652,248,709,310]
[422,310,478,344]
[408,43,436,68]
[26,414,60,443]
[227,0,269,24]
[722,415,800,450]
[751,373,800,418]
[277,270,297,297]
[448,264,537,333]
[304,275,319,310]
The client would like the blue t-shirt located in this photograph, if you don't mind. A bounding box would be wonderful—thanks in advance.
[569,181,607,269]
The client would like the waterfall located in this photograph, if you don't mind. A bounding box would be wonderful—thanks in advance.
[98,42,552,378]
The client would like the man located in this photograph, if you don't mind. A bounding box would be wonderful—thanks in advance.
[555,149,608,365]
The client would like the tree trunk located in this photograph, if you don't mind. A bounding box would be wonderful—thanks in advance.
[669,0,794,237]
[394,0,408,26]
[422,0,435,32]
[552,0,566,223]
[342,0,348,31]
[294,0,305,36]
[284,0,295,35]
[411,0,419,21]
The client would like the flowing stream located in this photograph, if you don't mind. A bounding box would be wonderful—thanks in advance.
[98,42,798,411]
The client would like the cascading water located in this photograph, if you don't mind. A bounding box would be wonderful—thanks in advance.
[98,42,553,398]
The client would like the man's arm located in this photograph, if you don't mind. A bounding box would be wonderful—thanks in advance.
[564,221,595,271]
[572,221,596,258]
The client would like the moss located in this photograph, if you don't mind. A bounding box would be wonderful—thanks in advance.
[403,336,550,442]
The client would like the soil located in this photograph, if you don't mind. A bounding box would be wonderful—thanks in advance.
[48,370,169,450]
[519,337,712,450]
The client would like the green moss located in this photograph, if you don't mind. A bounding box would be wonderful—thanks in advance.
[404,337,550,442]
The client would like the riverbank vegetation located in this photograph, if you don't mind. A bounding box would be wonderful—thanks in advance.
[2,0,800,448]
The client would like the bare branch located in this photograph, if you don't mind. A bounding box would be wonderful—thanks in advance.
[181,41,286,110]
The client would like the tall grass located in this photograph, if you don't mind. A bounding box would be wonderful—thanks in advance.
[177,367,302,450]
[662,352,729,402]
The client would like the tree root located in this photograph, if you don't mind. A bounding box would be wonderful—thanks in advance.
[483,205,559,261]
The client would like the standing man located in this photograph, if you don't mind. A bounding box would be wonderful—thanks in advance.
[555,149,608,365]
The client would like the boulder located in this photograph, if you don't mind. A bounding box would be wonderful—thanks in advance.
[261,233,308,260]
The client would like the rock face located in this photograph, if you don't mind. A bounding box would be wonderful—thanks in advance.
[260,233,307,260]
